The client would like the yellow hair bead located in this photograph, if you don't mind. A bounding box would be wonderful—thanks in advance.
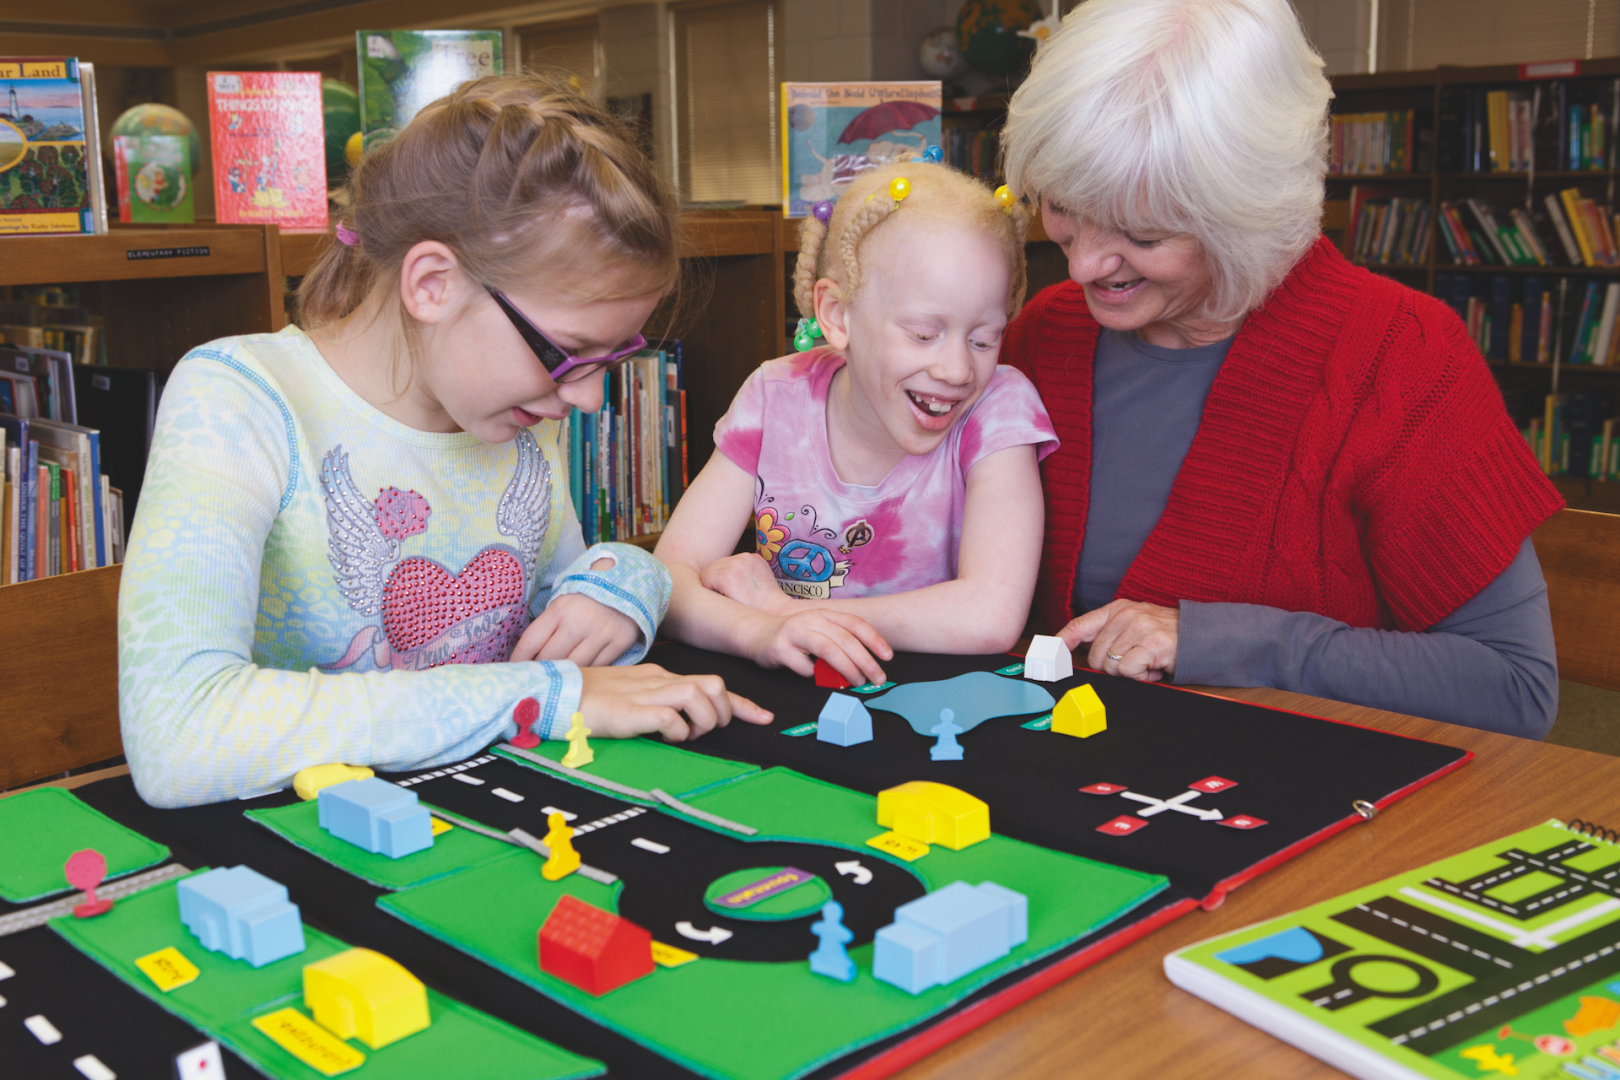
[995,185,1016,212]
[889,177,911,202]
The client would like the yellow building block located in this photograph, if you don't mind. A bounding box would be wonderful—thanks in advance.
[303,948,430,1050]
[293,764,375,802]
[1052,684,1106,738]
[875,781,990,851]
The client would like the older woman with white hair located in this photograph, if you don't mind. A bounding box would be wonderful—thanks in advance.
[999,0,1564,736]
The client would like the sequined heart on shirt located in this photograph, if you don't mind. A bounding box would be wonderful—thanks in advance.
[380,548,527,665]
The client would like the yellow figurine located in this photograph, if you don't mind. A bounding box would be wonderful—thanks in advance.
[560,712,594,769]
[540,811,581,881]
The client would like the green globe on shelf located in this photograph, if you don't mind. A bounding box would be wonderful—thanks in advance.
[323,79,361,186]
[109,103,201,174]
[956,0,1044,76]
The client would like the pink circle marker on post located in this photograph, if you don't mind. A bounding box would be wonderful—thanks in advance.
[510,696,542,749]
[65,848,114,918]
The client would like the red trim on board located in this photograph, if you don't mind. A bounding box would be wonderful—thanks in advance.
[1197,747,1475,910]
[831,895,1201,1080]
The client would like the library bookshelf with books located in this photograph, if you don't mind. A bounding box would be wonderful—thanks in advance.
[1327,56,1620,513]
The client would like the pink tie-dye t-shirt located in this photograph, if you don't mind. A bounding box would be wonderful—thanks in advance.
[713,348,1058,600]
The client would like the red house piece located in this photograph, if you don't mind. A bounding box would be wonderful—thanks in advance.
[813,658,852,690]
[538,894,654,996]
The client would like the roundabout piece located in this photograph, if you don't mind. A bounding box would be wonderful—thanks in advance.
[704,867,832,921]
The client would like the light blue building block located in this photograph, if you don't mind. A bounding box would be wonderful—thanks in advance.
[872,880,1028,994]
[817,693,873,747]
[317,777,433,858]
[176,866,305,968]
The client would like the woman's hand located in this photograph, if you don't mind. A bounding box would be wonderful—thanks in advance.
[578,664,772,741]
[700,552,794,615]
[511,593,641,667]
[1057,599,1179,682]
[742,609,892,687]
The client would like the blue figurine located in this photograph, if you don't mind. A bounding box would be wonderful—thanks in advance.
[930,709,964,761]
[809,900,856,982]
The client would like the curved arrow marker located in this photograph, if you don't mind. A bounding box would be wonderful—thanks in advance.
[835,860,873,884]
[676,921,734,944]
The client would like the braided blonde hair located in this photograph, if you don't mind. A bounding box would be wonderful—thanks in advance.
[300,73,678,330]
[793,161,1031,324]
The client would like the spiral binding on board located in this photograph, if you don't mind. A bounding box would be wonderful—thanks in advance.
[1567,819,1620,845]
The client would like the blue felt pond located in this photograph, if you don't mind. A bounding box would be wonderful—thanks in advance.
[865,672,1056,736]
[1214,926,1324,967]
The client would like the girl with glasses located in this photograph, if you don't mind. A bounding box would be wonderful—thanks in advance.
[118,75,768,808]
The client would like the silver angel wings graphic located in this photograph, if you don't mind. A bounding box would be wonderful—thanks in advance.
[322,429,553,616]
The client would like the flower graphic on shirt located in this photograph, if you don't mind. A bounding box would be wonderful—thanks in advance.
[756,508,788,562]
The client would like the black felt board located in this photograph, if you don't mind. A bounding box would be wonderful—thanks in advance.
[651,643,1472,903]
[74,771,1193,1080]
[0,924,254,1080]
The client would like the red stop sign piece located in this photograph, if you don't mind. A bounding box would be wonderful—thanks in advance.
[1217,814,1268,830]
[1079,782,1128,795]
[1096,815,1148,836]
[511,697,542,749]
[1189,776,1238,793]
[65,849,113,918]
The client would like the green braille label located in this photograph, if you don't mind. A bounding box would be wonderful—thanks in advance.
[781,722,819,737]
[995,662,1025,676]
[850,681,895,694]
[1021,714,1052,730]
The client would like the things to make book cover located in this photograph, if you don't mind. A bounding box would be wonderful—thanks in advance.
[207,71,328,231]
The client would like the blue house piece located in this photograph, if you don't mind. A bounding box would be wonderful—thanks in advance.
[318,777,434,859]
[817,693,873,747]
[176,866,306,968]
[873,880,1028,994]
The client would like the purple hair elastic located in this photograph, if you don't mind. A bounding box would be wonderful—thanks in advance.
[335,222,359,246]
[812,201,834,223]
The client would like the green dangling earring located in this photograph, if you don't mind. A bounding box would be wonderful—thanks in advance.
[793,316,824,352]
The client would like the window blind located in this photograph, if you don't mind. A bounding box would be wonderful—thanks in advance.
[673,0,780,205]
[1378,0,1619,71]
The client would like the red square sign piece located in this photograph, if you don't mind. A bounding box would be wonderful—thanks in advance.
[1190,776,1238,793]
[1079,782,1128,795]
[1217,814,1267,830]
[1097,815,1148,836]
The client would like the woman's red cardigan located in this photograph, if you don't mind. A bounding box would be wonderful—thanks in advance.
[1001,236,1564,636]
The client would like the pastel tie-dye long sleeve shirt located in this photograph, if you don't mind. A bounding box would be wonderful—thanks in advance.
[119,327,671,808]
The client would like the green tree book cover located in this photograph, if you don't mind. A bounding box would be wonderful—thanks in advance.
[356,31,502,153]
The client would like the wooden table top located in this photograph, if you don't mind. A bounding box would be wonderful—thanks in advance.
[893,685,1620,1080]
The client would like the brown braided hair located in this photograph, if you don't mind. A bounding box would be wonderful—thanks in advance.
[793,161,1031,323]
[299,73,678,348]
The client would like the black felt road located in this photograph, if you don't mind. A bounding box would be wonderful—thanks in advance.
[403,756,927,962]
[651,643,1472,902]
[0,924,254,1080]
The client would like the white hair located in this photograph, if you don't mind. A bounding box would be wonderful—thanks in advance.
[1002,0,1332,321]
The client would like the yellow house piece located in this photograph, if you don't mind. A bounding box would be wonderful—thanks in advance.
[303,947,431,1050]
[1052,684,1106,738]
[876,781,990,850]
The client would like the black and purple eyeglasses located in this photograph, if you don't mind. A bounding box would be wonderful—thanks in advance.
[485,287,647,384]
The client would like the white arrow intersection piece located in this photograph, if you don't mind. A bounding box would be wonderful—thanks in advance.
[676,921,734,944]
[1120,789,1225,822]
[835,860,873,884]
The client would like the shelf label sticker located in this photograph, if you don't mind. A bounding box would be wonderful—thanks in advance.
[251,1008,365,1076]
[135,946,200,993]
[866,831,930,862]
[125,246,210,260]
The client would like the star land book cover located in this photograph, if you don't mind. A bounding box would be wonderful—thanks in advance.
[0,57,95,235]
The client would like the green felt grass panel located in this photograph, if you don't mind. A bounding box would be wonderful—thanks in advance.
[380,767,1168,1080]
[494,736,758,799]
[52,871,604,1080]
[0,787,172,903]
[246,799,513,890]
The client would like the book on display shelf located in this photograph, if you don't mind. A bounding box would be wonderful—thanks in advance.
[206,71,327,230]
[0,57,106,235]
